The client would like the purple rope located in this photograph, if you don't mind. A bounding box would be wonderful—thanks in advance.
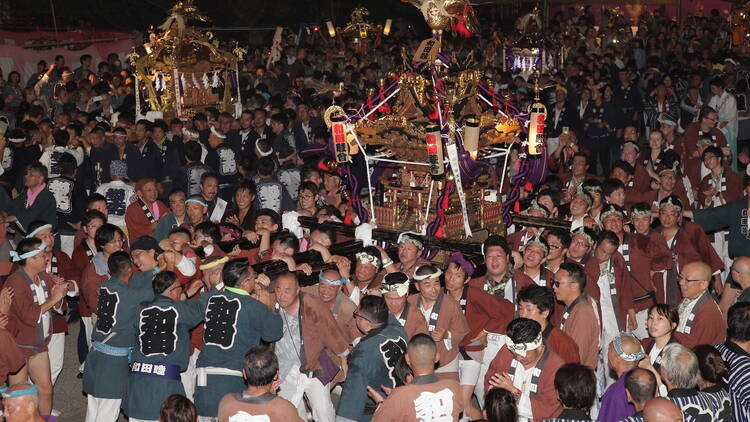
[424,181,454,260]
[341,165,368,223]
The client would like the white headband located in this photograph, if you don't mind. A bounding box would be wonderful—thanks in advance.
[27,224,53,239]
[256,140,273,157]
[355,251,381,269]
[210,126,226,139]
[506,332,543,357]
[10,242,47,262]
[397,232,423,250]
[412,266,442,281]
[380,280,410,296]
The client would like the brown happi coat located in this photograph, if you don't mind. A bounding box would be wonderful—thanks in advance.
[217,392,303,422]
[372,375,463,422]
[484,346,565,421]
[407,292,469,368]
[560,295,601,369]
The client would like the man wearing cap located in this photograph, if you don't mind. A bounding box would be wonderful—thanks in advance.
[507,200,550,251]
[83,251,153,422]
[301,268,359,341]
[6,237,68,416]
[673,261,726,348]
[380,272,428,339]
[444,252,514,418]
[125,120,162,183]
[552,262,601,369]
[655,196,723,305]
[390,233,429,279]
[194,259,282,420]
[601,204,671,338]
[676,106,728,164]
[409,264,469,380]
[468,235,535,305]
[485,318,565,421]
[337,295,408,422]
[95,160,135,230]
[125,179,169,243]
[599,333,646,422]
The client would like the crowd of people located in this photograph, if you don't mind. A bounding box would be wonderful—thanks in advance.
[1,4,750,422]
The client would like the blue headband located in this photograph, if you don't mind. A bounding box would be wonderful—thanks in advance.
[0,384,38,399]
[26,224,53,239]
[318,271,348,286]
[186,199,208,207]
[9,242,47,262]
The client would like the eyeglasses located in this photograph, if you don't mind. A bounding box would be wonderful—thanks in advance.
[551,280,575,288]
[677,275,707,283]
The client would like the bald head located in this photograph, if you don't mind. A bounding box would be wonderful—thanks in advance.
[609,334,644,373]
[732,257,750,288]
[643,398,684,422]
[625,368,656,407]
[683,261,712,280]
[2,382,41,420]
[680,261,712,299]
[406,334,438,372]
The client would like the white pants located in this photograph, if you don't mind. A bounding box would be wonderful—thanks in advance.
[280,373,335,422]
[475,333,506,409]
[181,349,200,401]
[59,234,75,258]
[80,316,94,372]
[86,396,121,422]
[82,316,93,348]
[49,332,65,385]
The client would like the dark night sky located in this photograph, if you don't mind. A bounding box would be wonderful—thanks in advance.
[6,0,427,32]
